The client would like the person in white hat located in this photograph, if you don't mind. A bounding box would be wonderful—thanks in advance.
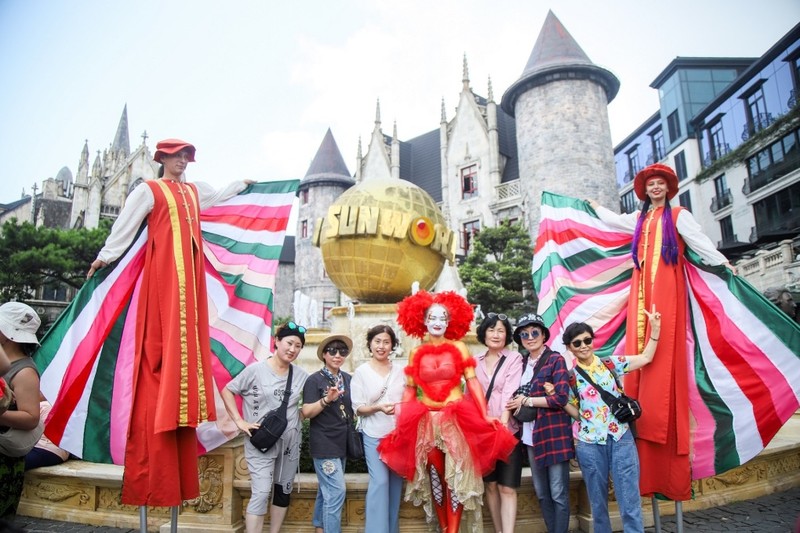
[0,302,42,518]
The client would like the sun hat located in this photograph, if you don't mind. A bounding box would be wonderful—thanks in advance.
[0,302,41,345]
[513,313,550,344]
[633,163,679,201]
[316,334,354,361]
[153,138,196,163]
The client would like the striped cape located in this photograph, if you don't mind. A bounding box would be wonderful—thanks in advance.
[533,191,800,479]
[34,180,299,464]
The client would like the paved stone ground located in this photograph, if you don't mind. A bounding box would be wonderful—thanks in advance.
[5,486,800,532]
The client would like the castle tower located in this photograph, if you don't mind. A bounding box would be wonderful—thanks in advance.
[295,128,354,328]
[501,10,621,236]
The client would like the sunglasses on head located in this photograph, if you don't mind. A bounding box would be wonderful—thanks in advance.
[570,337,593,348]
[324,347,349,357]
[286,321,307,334]
[518,330,541,340]
[487,313,508,320]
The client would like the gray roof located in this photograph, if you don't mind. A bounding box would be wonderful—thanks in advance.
[300,128,354,189]
[501,10,620,115]
[397,101,520,202]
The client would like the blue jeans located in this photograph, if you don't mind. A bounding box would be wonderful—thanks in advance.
[312,457,346,533]
[527,446,571,533]
[576,430,643,533]
[363,434,403,533]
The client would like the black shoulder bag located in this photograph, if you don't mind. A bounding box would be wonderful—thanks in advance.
[342,397,364,461]
[513,350,550,423]
[250,365,293,453]
[574,364,642,424]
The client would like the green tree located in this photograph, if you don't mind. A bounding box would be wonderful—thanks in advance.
[0,219,111,300]
[458,222,536,318]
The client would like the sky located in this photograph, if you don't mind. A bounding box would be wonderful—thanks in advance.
[1,0,799,206]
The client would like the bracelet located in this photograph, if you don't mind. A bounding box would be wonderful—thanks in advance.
[650,336,659,341]
[320,398,329,407]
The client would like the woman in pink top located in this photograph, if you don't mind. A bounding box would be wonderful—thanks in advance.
[473,312,523,533]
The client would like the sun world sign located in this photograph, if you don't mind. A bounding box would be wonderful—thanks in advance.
[312,178,456,303]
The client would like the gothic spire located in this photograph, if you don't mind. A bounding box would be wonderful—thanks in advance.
[462,53,470,91]
[112,104,131,156]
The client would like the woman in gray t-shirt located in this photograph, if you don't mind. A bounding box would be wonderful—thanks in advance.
[222,322,309,533]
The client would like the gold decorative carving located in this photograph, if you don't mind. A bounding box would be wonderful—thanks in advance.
[186,456,224,513]
[704,464,764,490]
[97,489,169,515]
[33,482,90,505]
[767,454,800,477]
[234,452,250,480]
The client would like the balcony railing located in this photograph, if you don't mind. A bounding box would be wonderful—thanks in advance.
[741,112,776,141]
[749,212,800,243]
[703,143,732,167]
[710,190,733,213]
[717,234,739,248]
[495,180,521,202]
[100,205,121,216]
[742,151,800,195]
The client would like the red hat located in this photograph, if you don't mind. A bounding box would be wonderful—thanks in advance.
[633,164,679,201]
[153,138,196,163]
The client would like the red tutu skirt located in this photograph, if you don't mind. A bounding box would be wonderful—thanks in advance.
[378,397,517,480]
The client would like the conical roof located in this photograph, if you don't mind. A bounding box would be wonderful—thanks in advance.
[302,128,353,186]
[501,10,619,115]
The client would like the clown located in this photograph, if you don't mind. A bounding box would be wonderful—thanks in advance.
[378,290,517,532]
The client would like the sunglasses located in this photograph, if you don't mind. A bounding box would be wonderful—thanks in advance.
[487,313,508,320]
[518,330,541,340]
[324,347,349,357]
[286,321,307,334]
[570,337,593,348]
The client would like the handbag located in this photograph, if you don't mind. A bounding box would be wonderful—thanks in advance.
[513,350,550,423]
[574,364,642,424]
[340,373,364,461]
[345,417,364,461]
[343,399,364,460]
[250,366,293,453]
[0,420,44,457]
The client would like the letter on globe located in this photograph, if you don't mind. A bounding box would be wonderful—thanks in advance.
[380,210,411,239]
[356,207,380,235]
[324,205,342,239]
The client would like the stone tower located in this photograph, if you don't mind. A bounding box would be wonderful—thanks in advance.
[294,128,354,328]
[501,10,621,236]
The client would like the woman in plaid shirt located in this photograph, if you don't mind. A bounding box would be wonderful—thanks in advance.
[507,313,575,533]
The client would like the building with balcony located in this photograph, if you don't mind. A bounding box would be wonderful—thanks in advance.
[613,22,800,294]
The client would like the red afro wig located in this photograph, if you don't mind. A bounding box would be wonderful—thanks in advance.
[396,290,474,340]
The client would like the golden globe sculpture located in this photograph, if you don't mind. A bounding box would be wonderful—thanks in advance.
[312,178,456,303]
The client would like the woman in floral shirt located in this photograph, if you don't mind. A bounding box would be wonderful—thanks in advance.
[558,307,660,533]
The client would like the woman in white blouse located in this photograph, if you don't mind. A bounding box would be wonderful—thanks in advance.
[350,325,406,533]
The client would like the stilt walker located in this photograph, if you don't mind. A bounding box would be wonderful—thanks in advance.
[86,139,249,530]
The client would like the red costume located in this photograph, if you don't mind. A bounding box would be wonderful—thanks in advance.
[624,206,691,501]
[607,164,729,501]
[378,291,517,532]
[121,179,216,506]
